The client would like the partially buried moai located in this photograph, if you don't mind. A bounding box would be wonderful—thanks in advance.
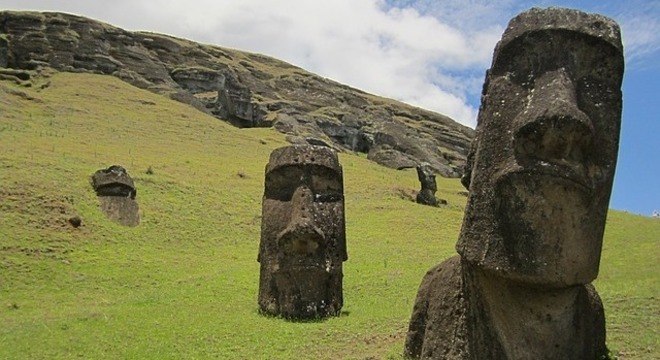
[91,165,140,227]
[415,163,442,207]
[405,8,623,359]
[258,145,347,319]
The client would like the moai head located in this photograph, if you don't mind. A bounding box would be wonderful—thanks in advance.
[457,8,624,287]
[417,163,437,193]
[91,165,139,226]
[258,145,347,319]
[91,165,137,199]
[416,163,439,206]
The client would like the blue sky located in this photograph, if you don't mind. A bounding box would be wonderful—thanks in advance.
[382,0,660,216]
[1,0,658,215]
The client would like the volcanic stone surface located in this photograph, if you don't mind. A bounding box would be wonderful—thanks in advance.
[405,7,624,359]
[91,165,139,227]
[415,163,443,207]
[258,145,346,320]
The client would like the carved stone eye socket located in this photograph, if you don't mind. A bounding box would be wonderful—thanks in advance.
[264,166,304,201]
[491,30,622,90]
[265,165,342,202]
[311,171,342,203]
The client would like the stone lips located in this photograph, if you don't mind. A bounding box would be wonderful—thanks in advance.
[0,10,474,177]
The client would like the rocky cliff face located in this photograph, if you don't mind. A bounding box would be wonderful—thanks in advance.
[0,10,474,177]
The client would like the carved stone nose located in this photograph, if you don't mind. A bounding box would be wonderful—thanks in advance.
[277,185,325,255]
[514,69,594,164]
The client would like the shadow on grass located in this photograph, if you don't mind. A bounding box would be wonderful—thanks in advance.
[255,309,351,323]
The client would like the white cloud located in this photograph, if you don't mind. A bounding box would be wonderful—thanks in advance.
[617,3,660,68]
[2,0,498,126]
[384,0,520,32]
[8,1,656,127]
[0,0,660,126]
[136,0,493,126]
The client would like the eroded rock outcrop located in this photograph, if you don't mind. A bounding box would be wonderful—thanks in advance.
[91,165,139,226]
[258,145,347,320]
[405,8,624,359]
[0,10,474,177]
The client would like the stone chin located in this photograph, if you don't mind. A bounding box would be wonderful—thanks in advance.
[488,168,604,287]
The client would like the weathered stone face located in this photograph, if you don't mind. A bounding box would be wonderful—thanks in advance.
[91,165,139,227]
[405,9,621,359]
[415,163,442,206]
[457,8,624,287]
[258,145,347,319]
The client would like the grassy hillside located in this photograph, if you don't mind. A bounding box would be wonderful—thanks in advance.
[0,72,657,359]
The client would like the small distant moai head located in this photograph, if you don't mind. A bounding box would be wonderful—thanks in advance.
[415,163,439,206]
[457,8,624,287]
[258,145,347,319]
[91,165,137,199]
[91,165,139,226]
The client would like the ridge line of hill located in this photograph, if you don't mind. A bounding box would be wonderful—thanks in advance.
[0,10,474,177]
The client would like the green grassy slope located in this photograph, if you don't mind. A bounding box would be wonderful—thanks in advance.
[0,73,657,359]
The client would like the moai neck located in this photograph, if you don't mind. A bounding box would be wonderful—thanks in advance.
[469,265,583,359]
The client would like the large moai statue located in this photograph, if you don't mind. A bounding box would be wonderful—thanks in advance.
[405,8,624,359]
[258,145,347,319]
[91,165,140,226]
